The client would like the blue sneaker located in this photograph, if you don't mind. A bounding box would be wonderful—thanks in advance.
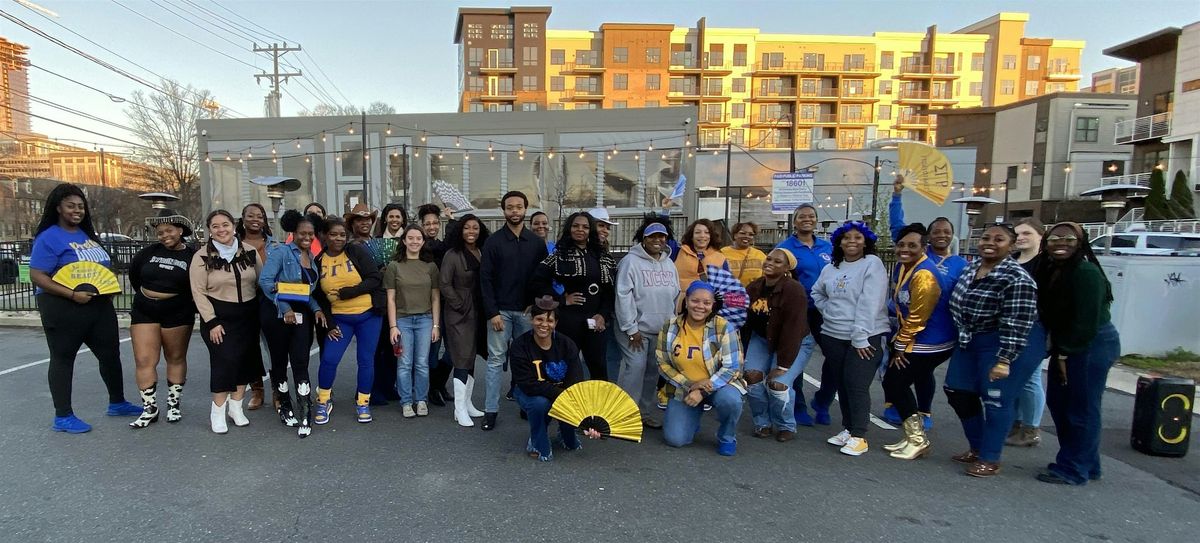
[794,408,814,427]
[922,413,933,431]
[356,404,372,423]
[814,407,832,425]
[315,400,332,425]
[882,406,902,425]
[716,440,737,457]
[52,414,92,433]
[106,401,142,416]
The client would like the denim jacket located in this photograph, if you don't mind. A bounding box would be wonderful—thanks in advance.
[258,241,321,318]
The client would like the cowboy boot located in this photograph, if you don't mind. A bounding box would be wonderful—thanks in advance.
[165,381,184,423]
[247,380,265,410]
[890,414,931,460]
[275,380,297,427]
[296,381,312,438]
[129,383,159,429]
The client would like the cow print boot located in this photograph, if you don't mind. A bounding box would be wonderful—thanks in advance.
[165,382,183,423]
[276,381,298,427]
[129,383,159,429]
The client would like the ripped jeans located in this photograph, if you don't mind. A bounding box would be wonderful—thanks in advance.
[744,332,810,433]
[943,331,1044,463]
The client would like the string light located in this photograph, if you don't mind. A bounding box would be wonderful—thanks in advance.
[414,148,420,157]
[1063,165,1071,173]
[385,124,392,135]
[518,145,525,158]
[1155,163,1164,170]
[579,148,585,158]
[455,137,461,147]
[685,136,691,146]
[634,152,639,160]
[980,167,989,174]
[611,145,619,156]
[487,141,493,153]
[295,141,301,149]
[438,152,444,159]
[648,140,654,151]
[204,152,210,162]
[547,148,555,159]
[1021,163,1028,173]
[661,152,667,160]
[1107,163,1119,172]
[247,151,252,158]
[272,157,277,163]
[464,152,469,161]
[489,151,495,161]
[420,131,427,143]
[225,153,231,161]
[304,156,310,163]
[271,145,276,155]
[321,132,327,142]
[348,124,355,134]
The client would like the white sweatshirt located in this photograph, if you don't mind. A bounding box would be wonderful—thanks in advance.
[811,254,890,348]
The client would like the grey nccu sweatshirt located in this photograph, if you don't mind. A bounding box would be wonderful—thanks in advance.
[810,254,890,348]
[615,243,680,336]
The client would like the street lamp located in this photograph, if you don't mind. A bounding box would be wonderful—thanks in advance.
[137,192,180,211]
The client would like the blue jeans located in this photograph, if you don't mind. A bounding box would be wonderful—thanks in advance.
[1014,321,1048,427]
[944,330,1044,462]
[781,334,816,415]
[1046,322,1120,484]
[513,387,579,458]
[662,385,744,447]
[318,311,382,395]
[485,310,532,413]
[395,313,433,405]
[745,333,810,432]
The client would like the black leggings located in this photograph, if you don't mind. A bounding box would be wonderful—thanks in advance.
[882,349,954,420]
[817,333,887,438]
[260,303,314,388]
[38,293,126,417]
[557,310,608,381]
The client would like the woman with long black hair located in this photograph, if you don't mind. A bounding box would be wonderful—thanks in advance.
[375,203,407,239]
[127,209,197,428]
[190,210,263,434]
[1034,222,1120,486]
[532,211,618,381]
[440,214,490,427]
[236,203,274,411]
[30,183,140,433]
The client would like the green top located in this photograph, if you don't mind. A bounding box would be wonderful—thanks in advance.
[1044,261,1111,355]
[383,259,439,317]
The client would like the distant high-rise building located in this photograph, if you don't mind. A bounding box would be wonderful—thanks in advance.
[1088,66,1140,94]
[0,37,32,135]
[452,9,1084,149]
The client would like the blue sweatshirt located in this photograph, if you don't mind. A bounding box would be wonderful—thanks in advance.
[774,234,833,295]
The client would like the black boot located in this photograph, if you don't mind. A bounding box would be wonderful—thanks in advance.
[276,381,298,427]
[428,387,446,407]
[482,412,497,431]
[296,381,312,438]
[431,363,453,402]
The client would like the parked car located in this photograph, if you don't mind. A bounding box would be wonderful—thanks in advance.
[1089,232,1200,256]
[98,233,133,243]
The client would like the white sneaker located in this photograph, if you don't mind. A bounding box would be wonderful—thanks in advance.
[416,401,429,416]
[827,429,851,446]
[402,404,416,418]
[840,437,869,456]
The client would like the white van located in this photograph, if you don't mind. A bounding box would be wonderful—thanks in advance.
[1089,231,1200,255]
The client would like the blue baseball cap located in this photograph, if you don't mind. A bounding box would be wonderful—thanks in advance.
[643,223,668,237]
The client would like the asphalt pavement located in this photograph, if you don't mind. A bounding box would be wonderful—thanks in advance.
[1,326,1197,543]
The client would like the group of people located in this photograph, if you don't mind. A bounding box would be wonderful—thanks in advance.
[31,178,1120,485]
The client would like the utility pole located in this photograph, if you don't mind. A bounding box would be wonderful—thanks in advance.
[253,43,302,118]
[870,155,881,222]
[723,140,732,222]
[99,148,106,187]
[361,110,369,208]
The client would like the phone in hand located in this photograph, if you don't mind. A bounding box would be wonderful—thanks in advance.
[587,318,597,330]
[294,313,304,324]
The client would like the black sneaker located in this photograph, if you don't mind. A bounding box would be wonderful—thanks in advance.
[505,389,515,402]
[482,412,497,431]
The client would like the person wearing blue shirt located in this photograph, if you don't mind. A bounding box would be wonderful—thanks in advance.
[29,183,141,434]
[773,203,833,426]
[885,177,968,428]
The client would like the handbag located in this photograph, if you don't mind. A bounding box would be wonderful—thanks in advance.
[277,282,311,303]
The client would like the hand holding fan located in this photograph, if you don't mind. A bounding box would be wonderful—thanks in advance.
[52,261,121,295]
[432,180,474,213]
[362,238,397,268]
[549,380,643,443]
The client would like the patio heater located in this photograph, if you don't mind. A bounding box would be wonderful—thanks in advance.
[137,192,180,239]
[1080,182,1148,255]
[953,196,1000,254]
[250,176,303,233]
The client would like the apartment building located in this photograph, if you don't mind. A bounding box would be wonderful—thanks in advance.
[0,37,32,135]
[1087,66,1139,94]
[453,9,1083,150]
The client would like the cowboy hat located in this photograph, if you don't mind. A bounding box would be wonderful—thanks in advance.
[145,208,193,237]
[343,202,379,224]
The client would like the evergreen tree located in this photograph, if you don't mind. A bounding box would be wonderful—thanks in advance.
[1167,170,1196,220]
[1143,168,1173,220]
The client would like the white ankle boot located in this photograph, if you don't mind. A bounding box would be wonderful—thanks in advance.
[453,379,473,427]
[227,397,250,427]
[464,376,485,418]
[210,401,228,434]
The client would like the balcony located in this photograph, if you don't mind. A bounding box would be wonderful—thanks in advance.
[839,115,872,125]
[838,138,866,150]
[897,89,957,104]
[1045,66,1082,81]
[669,62,734,75]
[699,112,729,126]
[1099,172,1152,189]
[667,89,701,101]
[478,61,517,74]
[1115,113,1171,144]
[750,61,879,76]
[838,88,877,101]
[562,88,604,101]
[748,115,795,127]
[795,113,839,124]
[895,114,932,127]
[463,90,516,102]
[751,87,799,101]
[561,62,604,74]
[898,62,957,79]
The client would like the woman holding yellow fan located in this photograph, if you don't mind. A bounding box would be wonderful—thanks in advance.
[30,183,141,434]
[509,296,601,462]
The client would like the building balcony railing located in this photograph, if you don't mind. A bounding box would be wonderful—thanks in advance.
[1115,112,1171,144]
[1099,172,1152,188]
[699,112,729,125]
[895,114,932,126]
[1045,66,1082,81]
[795,113,839,124]
[751,88,798,101]
[838,88,877,100]
[669,62,734,75]
[898,63,957,77]
[561,62,604,74]
[757,139,795,149]
[463,90,516,102]
[666,89,701,100]
[750,61,879,75]
[839,115,871,124]
[562,88,604,101]
[897,89,956,101]
[839,138,866,149]
[478,61,517,74]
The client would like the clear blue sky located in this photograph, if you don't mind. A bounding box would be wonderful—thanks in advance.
[3,0,1197,153]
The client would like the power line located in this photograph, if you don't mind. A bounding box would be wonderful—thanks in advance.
[7,87,137,134]
[300,51,352,106]
[208,0,291,43]
[0,104,149,149]
[109,0,258,70]
[0,130,139,155]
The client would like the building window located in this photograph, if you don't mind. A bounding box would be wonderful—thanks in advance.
[467,76,484,92]
[801,53,822,69]
[1027,55,1041,70]
[729,129,744,145]
[646,73,660,90]
[709,44,724,67]
[1025,81,1039,95]
[1075,117,1099,142]
[522,22,539,39]
[487,103,513,112]
[613,73,628,90]
[878,105,891,120]
[1000,80,1015,95]
[645,100,659,108]
[1006,165,1019,190]
[1003,55,1017,69]
[732,103,745,119]
[468,48,483,67]
[969,82,983,96]
[705,78,722,95]
[763,52,784,68]
[575,77,599,93]
[550,76,564,91]
[575,50,598,66]
[971,53,984,71]
[646,47,661,64]
[548,103,564,110]
[521,102,538,111]
[522,75,538,91]
[469,102,483,112]
[497,78,514,94]
[843,54,865,70]
[612,101,628,109]
[880,51,894,69]
[490,24,513,40]
[879,80,892,95]
[1153,91,1173,114]
[1048,82,1067,93]
[550,49,565,65]
[732,78,746,93]
[523,47,538,67]
[733,44,747,66]
[466,23,482,40]
[613,47,628,63]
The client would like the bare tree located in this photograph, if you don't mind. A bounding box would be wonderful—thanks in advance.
[297,102,397,116]
[125,79,215,221]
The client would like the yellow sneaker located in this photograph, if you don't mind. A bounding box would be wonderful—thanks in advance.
[840,437,868,456]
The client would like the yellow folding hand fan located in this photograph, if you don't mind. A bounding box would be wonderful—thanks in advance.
[549,380,643,443]
[52,261,121,295]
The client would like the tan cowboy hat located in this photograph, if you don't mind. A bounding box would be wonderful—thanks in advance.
[343,202,379,225]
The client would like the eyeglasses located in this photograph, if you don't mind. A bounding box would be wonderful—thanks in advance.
[1046,235,1079,242]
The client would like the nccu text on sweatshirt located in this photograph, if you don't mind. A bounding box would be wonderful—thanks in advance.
[810,254,890,349]
[615,242,681,336]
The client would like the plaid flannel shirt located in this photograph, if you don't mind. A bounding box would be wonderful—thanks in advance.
[656,315,747,401]
[949,258,1037,362]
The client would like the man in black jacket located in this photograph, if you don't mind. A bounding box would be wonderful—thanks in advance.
[478,191,548,430]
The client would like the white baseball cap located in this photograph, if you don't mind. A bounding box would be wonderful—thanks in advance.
[587,207,619,226]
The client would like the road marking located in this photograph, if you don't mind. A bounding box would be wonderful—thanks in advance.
[0,337,134,376]
[802,373,896,430]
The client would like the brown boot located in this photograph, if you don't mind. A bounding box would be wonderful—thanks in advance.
[247,381,265,410]
[965,460,1000,478]
[1007,425,1041,447]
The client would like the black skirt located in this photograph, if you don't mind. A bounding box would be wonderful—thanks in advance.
[201,297,261,393]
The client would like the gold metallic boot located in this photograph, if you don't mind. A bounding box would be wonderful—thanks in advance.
[890,414,931,460]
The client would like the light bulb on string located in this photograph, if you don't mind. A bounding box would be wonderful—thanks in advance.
[455,137,461,147]
[247,150,253,158]
[611,145,619,156]
[348,124,355,134]
[488,141,494,153]
[225,153,231,161]
[204,153,211,162]
[272,157,277,164]
[634,152,639,161]
[661,152,667,160]
[1021,163,1028,173]
[685,136,691,146]
[438,151,444,160]
[980,167,989,174]
[489,151,495,161]
[238,156,243,163]
[547,148,555,159]
[321,132,327,142]
[420,131,427,143]
[296,141,301,149]
[385,124,392,135]
[518,145,525,158]
[304,156,310,163]
[271,145,276,155]
[712,149,719,155]
[578,148,585,158]
[414,148,420,158]
[464,152,470,161]
[648,140,654,151]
